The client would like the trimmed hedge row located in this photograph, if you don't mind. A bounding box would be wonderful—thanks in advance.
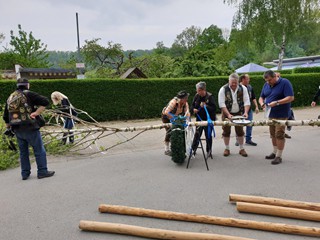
[249,66,320,76]
[294,66,320,74]
[1,73,320,121]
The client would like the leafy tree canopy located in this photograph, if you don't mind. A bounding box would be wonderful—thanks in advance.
[81,38,124,74]
[224,0,320,69]
[8,24,49,68]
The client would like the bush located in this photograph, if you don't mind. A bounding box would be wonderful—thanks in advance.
[0,111,20,170]
[1,73,320,122]
[293,67,320,74]
[0,108,73,170]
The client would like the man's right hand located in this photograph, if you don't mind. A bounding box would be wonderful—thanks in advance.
[227,114,233,120]
[193,109,199,114]
[311,101,316,107]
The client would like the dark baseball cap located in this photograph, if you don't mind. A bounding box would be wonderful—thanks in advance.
[176,90,189,99]
[17,78,29,86]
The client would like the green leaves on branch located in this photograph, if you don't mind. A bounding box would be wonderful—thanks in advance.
[81,38,124,75]
[8,24,49,68]
[224,0,320,69]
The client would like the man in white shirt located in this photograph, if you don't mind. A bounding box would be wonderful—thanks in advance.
[218,73,251,157]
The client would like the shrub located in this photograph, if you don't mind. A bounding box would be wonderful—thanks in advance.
[1,73,320,121]
[293,67,320,74]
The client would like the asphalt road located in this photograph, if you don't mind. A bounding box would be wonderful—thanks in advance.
[0,107,320,240]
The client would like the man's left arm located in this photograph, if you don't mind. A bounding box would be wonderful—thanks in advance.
[251,88,259,113]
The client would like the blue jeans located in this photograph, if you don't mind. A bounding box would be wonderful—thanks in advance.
[245,109,253,142]
[15,130,48,177]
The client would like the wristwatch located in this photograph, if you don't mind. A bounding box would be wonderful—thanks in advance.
[276,101,280,106]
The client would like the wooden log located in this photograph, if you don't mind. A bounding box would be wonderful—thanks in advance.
[98,204,320,237]
[79,220,255,240]
[236,202,320,222]
[42,119,320,134]
[229,194,320,211]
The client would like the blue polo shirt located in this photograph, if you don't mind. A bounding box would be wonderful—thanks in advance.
[260,77,294,118]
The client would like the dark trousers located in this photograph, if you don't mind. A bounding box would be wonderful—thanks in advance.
[192,126,212,152]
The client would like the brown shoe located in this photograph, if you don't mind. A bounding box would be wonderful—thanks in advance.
[271,157,282,165]
[284,133,291,139]
[239,149,248,157]
[265,153,276,159]
[223,149,230,157]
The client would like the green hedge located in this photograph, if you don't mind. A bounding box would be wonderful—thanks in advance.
[248,69,293,76]
[294,66,320,74]
[1,73,320,121]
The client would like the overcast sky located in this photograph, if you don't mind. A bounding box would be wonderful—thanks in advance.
[0,0,237,51]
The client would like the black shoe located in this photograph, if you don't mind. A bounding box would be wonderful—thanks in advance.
[284,133,291,139]
[246,140,257,146]
[235,142,239,146]
[38,171,55,179]
[22,175,30,180]
[271,157,282,165]
[207,150,212,159]
[265,153,276,159]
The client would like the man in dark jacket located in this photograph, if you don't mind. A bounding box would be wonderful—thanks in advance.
[190,81,217,158]
[3,78,55,180]
[311,85,320,107]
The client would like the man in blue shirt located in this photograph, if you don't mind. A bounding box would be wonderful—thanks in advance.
[259,70,294,165]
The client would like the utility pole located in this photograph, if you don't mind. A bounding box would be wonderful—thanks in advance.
[76,12,85,79]
[76,12,81,62]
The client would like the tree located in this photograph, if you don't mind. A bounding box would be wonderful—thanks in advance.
[225,0,320,70]
[0,33,4,45]
[196,25,226,51]
[0,52,20,70]
[154,41,170,55]
[121,53,175,78]
[81,38,124,75]
[293,21,320,56]
[171,25,202,57]
[177,49,231,77]
[8,24,49,67]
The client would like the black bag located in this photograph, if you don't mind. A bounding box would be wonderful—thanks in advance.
[36,115,46,127]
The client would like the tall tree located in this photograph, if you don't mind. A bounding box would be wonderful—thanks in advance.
[196,25,226,51]
[154,41,169,55]
[8,24,49,67]
[225,0,320,70]
[171,25,202,57]
[81,38,124,75]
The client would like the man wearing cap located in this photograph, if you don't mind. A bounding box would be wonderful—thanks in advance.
[218,73,251,157]
[190,81,216,158]
[161,90,190,155]
[3,78,55,180]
